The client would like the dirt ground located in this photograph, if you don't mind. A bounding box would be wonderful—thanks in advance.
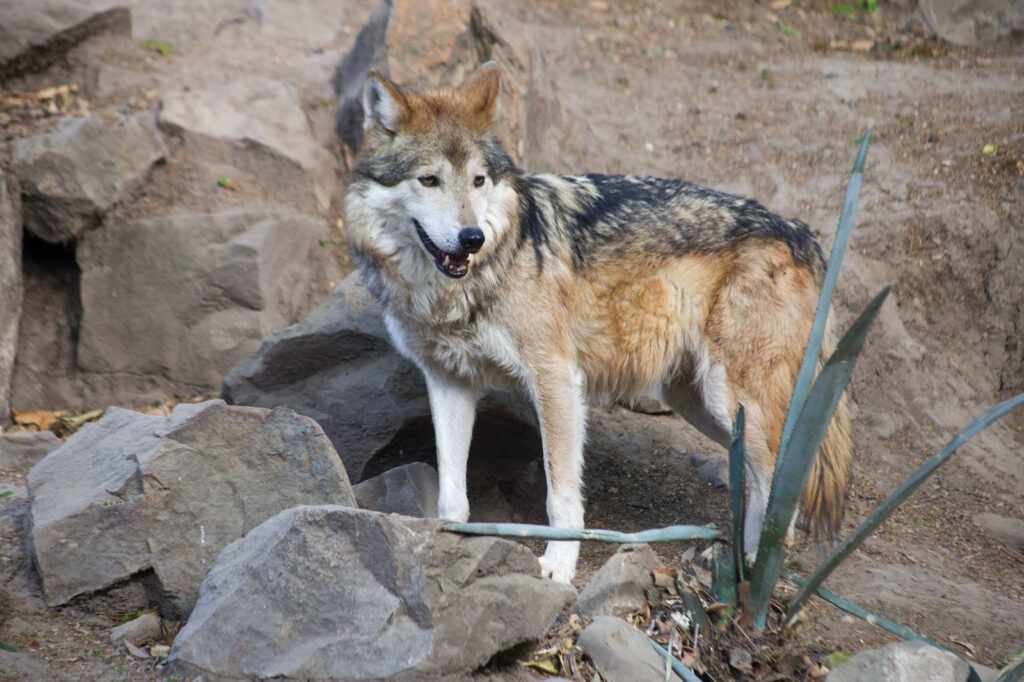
[1,0,1022,679]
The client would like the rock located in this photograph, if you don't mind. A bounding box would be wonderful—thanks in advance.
[12,114,168,243]
[26,400,355,617]
[222,273,543,487]
[109,612,161,647]
[685,450,730,489]
[918,0,1024,46]
[158,78,335,211]
[74,208,327,398]
[577,616,685,682]
[333,0,583,170]
[827,640,971,682]
[729,647,753,674]
[168,505,575,680]
[331,0,391,152]
[973,512,1024,553]
[574,544,661,618]
[0,0,130,81]
[352,461,439,517]
[0,431,61,474]
[0,169,21,425]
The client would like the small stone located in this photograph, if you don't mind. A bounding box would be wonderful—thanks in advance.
[110,612,161,647]
[578,616,685,682]
[352,462,439,517]
[575,544,662,618]
[828,641,970,682]
[973,513,1024,552]
[729,647,753,673]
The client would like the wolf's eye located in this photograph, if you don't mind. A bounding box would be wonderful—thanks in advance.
[473,175,486,187]
[418,175,439,187]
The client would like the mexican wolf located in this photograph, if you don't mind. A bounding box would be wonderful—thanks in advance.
[344,62,852,583]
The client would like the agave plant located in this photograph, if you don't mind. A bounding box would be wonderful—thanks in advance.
[444,128,1024,678]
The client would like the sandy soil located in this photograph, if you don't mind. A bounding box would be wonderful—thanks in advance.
[1,0,1022,678]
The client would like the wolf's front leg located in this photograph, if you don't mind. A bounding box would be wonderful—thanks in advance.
[532,364,587,584]
[423,369,480,523]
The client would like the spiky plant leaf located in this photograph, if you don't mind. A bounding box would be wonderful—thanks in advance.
[442,522,719,543]
[729,404,747,582]
[773,129,871,479]
[747,286,890,629]
[786,391,1024,621]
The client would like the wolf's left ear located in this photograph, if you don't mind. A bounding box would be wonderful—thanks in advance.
[363,70,407,134]
[461,61,500,129]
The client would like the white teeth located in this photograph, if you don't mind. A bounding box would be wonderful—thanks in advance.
[444,254,451,266]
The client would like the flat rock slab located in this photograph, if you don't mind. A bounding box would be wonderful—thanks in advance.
[222,273,542,487]
[13,114,167,243]
[828,640,971,682]
[578,616,685,682]
[27,400,355,617]
[0,0,129,81]
[169,505,576,681]
[77,208,327,391]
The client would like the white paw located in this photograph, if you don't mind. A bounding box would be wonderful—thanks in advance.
[538,542,579,584]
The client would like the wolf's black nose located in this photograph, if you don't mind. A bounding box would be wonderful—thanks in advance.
[459,227,485,253]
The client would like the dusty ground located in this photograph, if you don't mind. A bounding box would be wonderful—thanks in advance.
[1,0,1022,679]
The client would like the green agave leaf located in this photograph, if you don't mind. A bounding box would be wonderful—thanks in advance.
[992,655,1024,682]
[747,285,890,630]
[786,391,1024,621]
[773,129,871,480]
[729,404,747,582]
[442,522,720,543]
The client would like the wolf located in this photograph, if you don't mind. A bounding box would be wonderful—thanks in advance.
[344,62,852,583]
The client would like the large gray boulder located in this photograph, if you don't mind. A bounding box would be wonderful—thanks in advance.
[76,208,328,394]
[918,0,1024,46]
[169,505,576,681]
[0,0,130,81]
[158,78,334,211]
[27,400,355,617]
[0,169,21,425]
[827,640,972,681]
[222,273,543,488]
[12,114,167,243]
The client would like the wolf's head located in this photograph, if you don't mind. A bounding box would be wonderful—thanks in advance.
[351,62,516,280]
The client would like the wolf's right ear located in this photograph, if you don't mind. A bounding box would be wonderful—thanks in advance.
[363,70,407,134]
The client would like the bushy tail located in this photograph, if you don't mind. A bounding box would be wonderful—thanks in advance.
[798,315,854,540]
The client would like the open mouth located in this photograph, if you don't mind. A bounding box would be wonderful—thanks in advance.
[413,219,470,278]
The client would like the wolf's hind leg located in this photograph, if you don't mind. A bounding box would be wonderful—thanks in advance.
[423,369,480,523]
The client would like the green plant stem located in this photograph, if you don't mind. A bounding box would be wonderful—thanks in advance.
[649,637,703,682]
[441,522,720,543]
[774,129,871,478]
[782,572,948,650]
[786,392,1024,621]
[728,404,746,582]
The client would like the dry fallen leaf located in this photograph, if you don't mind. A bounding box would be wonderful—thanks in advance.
[851,39,874,51]
[12,409,65,431]
[770,0,792,8]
